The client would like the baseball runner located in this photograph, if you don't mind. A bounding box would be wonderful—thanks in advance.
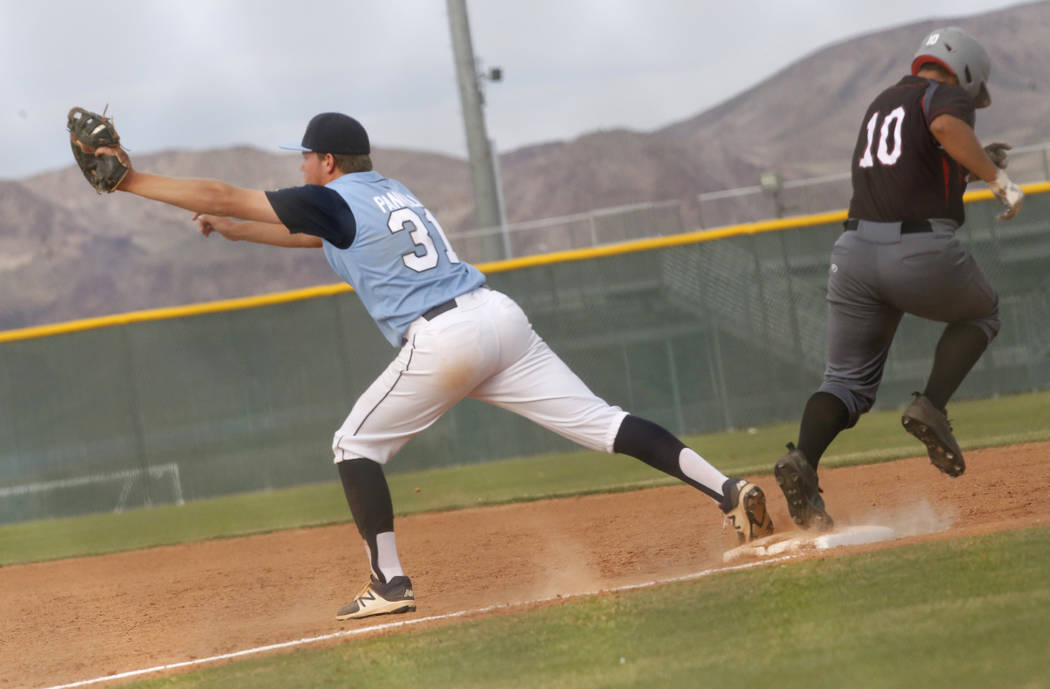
[72,111,774,620]
[773,27,1025,530]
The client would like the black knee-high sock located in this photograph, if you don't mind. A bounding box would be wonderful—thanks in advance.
[612,414,721,501]
[797,392,850,469]
[337,458,395,583]
[923,323,989,411]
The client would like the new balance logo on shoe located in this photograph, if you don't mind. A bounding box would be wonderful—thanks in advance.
[336,576,416,620]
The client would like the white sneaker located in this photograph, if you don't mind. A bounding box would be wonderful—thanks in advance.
[336,576,416,620]
[722,478,774,543]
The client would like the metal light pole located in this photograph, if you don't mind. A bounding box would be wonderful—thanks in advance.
[446,0,509,259]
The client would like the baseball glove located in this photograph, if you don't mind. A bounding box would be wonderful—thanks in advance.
[963,142,1012,184]
[984,142,1011,170]
[67,106,129,193]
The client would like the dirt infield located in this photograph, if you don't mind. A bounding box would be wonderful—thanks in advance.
[5,442,1049,689]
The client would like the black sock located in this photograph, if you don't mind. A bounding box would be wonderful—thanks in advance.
[797,392,850,469]
[337,458,394,584]
[612,415,720,501]
[923,323,989,411]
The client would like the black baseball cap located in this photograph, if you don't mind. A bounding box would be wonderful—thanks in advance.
[280,113,370,155]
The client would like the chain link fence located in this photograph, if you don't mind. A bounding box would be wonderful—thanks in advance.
[454,142,1050,263]
[1,187,1048,524]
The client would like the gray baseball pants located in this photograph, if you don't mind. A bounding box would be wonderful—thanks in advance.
[819,219,1000,426]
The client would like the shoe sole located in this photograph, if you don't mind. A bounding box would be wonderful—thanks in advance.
[901,416,965,477]
[774,461,833,532]
[740,485,774,542]
[336,600,416,621]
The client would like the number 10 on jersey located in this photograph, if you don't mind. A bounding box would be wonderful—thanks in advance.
[858,106,905,168]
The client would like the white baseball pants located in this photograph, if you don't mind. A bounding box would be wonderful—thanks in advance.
[333,287,628,464]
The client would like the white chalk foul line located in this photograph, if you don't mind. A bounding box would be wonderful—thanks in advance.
[37,555,794,689]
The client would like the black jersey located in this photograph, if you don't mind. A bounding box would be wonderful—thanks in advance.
[847,75,976,224]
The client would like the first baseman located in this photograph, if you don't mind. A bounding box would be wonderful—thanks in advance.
[773,27,1025,530]
[82,112,774,620]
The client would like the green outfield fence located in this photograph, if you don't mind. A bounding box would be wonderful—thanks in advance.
[2,186,1048,524]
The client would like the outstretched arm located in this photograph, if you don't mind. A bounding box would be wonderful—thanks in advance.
[196,214,322,248]
[98,147,280,224]
[120,170,280,223]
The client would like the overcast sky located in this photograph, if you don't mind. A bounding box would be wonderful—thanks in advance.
[0,0,1028,180]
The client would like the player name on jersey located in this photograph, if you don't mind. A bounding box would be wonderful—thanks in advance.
[373,190,423,213]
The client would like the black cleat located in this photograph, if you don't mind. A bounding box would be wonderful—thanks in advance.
[901,393,965,477]
[774,443,834,531]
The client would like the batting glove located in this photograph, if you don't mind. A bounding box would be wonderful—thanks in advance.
[988,168,1024,221]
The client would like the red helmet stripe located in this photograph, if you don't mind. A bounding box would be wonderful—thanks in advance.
[912,55,957,77]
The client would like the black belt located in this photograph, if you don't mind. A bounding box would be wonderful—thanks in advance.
[421,298,457,320]
[843,219,932,233]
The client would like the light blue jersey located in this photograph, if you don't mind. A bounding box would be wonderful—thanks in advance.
[269,171,485,346]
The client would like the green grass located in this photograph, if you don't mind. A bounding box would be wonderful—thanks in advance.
[2,390,1047,567]
[125,525,1050,689]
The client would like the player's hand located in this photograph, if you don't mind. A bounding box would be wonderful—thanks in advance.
[194,213,240,240]
[93,145,133,189]
[988,169,1024,221]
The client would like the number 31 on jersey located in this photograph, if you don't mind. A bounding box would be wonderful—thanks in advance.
[387,207,461,272]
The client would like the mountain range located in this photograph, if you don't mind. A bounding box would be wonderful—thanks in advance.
[3,1,1049,331]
